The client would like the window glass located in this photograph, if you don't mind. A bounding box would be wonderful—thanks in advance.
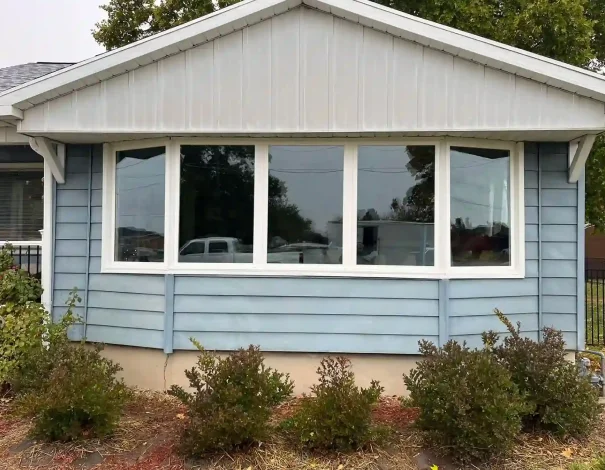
[115,147,165,262]
[357,146,435,266]
[179,145,254,264]
[0,170,43,241]
[267,146,344,265]
[450,146,510,267]
[181,241,205,256]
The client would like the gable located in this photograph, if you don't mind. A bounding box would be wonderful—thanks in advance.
[19,7,605,136]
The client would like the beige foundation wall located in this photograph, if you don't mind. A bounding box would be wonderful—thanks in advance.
[100,345,420,396]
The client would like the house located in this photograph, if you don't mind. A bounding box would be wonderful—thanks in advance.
[0,0,601,394]
[0,63,73,278]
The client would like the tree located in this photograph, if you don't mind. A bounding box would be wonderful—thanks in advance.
[93,0,605,228]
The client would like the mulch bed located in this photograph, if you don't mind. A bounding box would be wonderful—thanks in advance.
[1,391,604,470]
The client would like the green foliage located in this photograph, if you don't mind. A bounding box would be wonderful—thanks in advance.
[0,302,47,385]
[0,244,42,304]
[485,310,601,437]
[569,455,605,470]
[11,291,131,442]
[168,340,293,456]
[587,137,605,231]
[404,340,526,462]
[282,356,384,451]
[15,343,131,441]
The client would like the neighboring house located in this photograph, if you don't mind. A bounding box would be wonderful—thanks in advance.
[0,63,72,280]
[0,0,602,393]
[585,226,605,270]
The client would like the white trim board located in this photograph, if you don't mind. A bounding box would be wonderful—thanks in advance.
[1,0,605,113]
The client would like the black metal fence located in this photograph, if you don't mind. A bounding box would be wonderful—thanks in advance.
[9,244,42,279]
[586,265,605,346]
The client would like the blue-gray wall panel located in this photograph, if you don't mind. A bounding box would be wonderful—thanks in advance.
[51,143,581,353]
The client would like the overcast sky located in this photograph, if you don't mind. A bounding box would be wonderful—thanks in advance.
[0,0,106,68]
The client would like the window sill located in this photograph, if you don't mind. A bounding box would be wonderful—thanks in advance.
[100,263,525,280]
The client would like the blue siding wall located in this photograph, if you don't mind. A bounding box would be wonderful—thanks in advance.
[52,143,581,354]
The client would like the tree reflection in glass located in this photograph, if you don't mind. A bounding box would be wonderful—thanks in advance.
[267,146,344,265]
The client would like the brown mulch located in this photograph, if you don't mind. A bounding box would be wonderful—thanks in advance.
[1,391,605,470]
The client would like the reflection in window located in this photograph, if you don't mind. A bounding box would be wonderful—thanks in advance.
[450,147,510,267]
[179,145,254,264]
[357,146,435,266]
[267,146,344,265]
[115,147,165,262]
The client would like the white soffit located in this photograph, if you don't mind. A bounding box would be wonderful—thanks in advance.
[2,0,605,112]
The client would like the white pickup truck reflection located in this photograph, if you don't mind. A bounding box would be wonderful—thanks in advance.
[179,237,341,264]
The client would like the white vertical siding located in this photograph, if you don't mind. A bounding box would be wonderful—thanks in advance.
[21,7,605,133]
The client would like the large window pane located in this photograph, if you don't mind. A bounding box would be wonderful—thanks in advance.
[450,146,510,267]
[268,146,343,265]
[357,146,435,266]
[115,147,165,262]
[179,145,254,264]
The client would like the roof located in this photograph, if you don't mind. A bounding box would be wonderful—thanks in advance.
[2,0,605,114]
[0,62,73,93]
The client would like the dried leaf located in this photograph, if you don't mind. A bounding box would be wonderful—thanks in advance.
[176,413,185,420]
[561,448,574,459]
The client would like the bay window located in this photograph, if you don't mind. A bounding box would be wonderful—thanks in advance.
[102,139,524,278]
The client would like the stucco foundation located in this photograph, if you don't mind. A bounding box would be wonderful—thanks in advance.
[100,345,419,395]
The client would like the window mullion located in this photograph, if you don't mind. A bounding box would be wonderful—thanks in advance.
[436,140,450,274]
[164,140,179,268]
[342,144,357,267]
[253,144,269,265]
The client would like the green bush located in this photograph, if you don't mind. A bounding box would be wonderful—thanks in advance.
[484,310,600,437]
[0,244,43,303]
[168,341,294,456]
[404,340,526,462]
[569,455,605,470]
[282,356,384,451]
[11,291,131,441]
[0,302,47,384]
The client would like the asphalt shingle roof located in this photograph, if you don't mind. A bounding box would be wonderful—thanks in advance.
[0,62,73,93]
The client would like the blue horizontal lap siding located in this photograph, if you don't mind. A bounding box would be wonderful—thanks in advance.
[173,276,440,354]
[52,143,580,354]
[53,146,165,348]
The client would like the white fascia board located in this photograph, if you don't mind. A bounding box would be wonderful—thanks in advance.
[0,105,23,120]
[1,0,605,109]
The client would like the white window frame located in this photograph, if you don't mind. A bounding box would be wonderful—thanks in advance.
[101,137,525,279]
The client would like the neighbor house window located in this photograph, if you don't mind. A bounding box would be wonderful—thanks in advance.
[102,139,523,278]
[114,146,166,262]
[178,145,254,264]
[0,170,43,241]
[267,146,344,265]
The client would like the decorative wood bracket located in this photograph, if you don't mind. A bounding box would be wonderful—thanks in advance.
[29,137,65,184]
[569,135,597,184]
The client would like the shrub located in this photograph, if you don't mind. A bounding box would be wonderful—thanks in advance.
[168,341,294,456]
[282,356,384,451]
[11,292,131,441]
[0,244,43,303]
[15,343,131,441]
[404,340,526,462]
[485,310,600,437]
[0,302,47,385]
